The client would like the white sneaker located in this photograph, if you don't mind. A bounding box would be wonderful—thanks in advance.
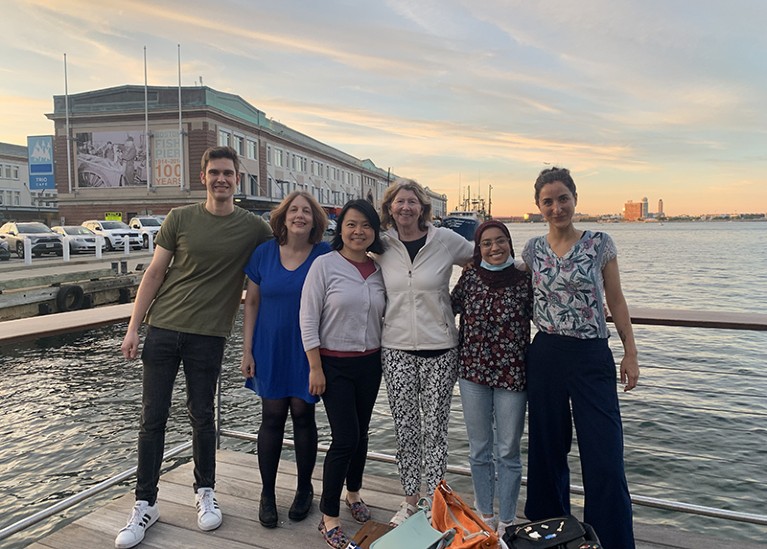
[481,514,499,532]
[114,500,159,549]
[195,487,222,531]
[498,520,514,539]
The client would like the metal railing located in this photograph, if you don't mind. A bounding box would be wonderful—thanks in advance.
[1,306,766,543]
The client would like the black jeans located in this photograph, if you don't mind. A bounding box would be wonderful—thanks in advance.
[319,351,382,517]
[135,326,225,505]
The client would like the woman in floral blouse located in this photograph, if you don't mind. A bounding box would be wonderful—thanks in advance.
[522,167,639,549]
[451,219,532,537]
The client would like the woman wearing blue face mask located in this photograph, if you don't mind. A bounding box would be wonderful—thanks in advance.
[450,220,532,536]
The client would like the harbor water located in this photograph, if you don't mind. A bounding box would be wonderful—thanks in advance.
[1,221,766,547]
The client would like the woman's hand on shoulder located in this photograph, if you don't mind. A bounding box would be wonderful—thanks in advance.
[309,368,326,396]
[620,353,639,392]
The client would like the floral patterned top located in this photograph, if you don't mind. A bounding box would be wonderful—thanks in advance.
[450,265,532,391]
[521,230,617,340]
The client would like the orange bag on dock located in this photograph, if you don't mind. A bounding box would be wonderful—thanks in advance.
[431,480,499,549]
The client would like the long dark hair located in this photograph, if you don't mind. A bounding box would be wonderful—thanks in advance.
[332,199,385,254]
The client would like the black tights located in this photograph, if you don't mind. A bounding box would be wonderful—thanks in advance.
[258,397,317,496]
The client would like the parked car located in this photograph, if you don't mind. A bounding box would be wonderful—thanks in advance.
[0,222,63,259]
[52,225,106,254]
[153,214,167,224]
[81,220,142,251]
[0,239,10,261]
[128,216,163,248]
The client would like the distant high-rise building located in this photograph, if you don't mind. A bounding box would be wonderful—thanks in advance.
[658,198,664,216]
[623,200,643,221]
[642,197,649,218]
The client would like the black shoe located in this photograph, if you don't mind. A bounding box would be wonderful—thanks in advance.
[288,486,314,521]
[259,494,278,528]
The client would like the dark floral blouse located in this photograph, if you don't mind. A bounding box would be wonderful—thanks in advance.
[450,265,532,391]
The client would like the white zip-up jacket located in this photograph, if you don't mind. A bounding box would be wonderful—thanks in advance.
[374,224,473,350]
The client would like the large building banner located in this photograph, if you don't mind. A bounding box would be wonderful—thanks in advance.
[27,135,55,190]
[152,129,182,186]
[75,131,147,187]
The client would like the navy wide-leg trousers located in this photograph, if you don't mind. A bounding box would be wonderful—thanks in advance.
[524,332,635,549]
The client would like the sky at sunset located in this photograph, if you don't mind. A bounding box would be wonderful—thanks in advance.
[1,1,766,217]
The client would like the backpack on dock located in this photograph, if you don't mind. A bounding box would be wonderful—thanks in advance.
[502,515,601,549]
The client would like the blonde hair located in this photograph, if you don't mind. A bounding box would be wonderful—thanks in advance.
[270,191,328,245]
[380,178,432,231]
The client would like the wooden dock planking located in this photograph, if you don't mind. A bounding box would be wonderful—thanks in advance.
[26,449,766,549]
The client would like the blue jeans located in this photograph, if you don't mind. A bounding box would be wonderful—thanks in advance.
[135,326,225,505]
[459,378,526,523]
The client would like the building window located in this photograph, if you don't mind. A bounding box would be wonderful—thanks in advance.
[249,174,258,195]
[247,140,257,160]
[3,165,10,179]
[233,135,244,155]
[274,149,283,168]
[218,129,231,146]
[267,146,272,164]
[13,166,19,180]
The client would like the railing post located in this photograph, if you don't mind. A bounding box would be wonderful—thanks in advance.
[23,237,32,266]
[216,368,222,449]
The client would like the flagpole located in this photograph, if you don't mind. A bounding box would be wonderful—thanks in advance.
[64,53,72,194]
[178,44,184,191]
[144,46,151,190]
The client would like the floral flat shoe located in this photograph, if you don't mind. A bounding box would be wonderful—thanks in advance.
[319,517,360,549]
[344,497,371,524]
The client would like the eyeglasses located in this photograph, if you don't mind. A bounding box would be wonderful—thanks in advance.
[479,237,510,249]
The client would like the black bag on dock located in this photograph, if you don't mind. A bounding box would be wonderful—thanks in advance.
[502,515,601,549]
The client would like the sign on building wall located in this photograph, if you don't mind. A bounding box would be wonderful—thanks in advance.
[76,131,147,187]
[27,135,55,190]
[152,129,182,186]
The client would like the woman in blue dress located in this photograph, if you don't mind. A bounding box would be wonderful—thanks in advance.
[240,191,330,528]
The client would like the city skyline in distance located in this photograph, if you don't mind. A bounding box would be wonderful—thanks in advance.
[1,1,765,217]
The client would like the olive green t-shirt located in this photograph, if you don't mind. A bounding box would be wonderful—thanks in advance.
[145,202,272,337]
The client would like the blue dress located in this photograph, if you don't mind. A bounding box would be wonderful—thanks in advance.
[244,239,331,403]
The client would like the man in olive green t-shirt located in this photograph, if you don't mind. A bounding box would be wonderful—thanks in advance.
[115,146,272,549]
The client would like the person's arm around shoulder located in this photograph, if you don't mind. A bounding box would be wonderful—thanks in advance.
[240,280,260,379]
[253,214,273,246]
[121,245,174,359]
[438,226,474,265]
[603,258,639,391]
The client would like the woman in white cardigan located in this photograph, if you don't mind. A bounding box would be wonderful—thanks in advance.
[300,199,386,549]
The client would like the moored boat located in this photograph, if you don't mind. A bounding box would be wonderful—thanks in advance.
[441,210,484,240]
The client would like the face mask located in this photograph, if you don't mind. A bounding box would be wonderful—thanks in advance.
[480,256,515,271]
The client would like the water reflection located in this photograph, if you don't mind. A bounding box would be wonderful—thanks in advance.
[2,223,767,546]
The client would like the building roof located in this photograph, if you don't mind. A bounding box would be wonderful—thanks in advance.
[48,85,392,178]
[0,142,27,159]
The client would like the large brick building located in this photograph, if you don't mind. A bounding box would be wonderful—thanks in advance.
[46,85,399,224]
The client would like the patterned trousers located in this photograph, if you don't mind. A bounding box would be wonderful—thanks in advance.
[381,347,458,496]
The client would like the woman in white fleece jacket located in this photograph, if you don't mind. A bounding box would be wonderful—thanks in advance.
[373,179,473,526]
